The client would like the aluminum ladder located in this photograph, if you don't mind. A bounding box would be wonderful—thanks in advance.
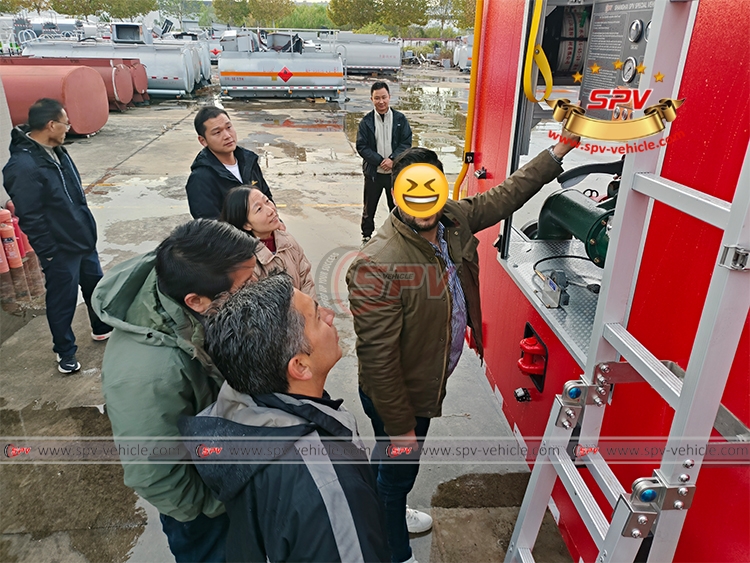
[504,1,750,561]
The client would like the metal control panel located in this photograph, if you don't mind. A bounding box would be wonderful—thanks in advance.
[580,0,656,120]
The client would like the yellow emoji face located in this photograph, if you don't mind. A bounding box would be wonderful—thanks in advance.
[393,163,449,218]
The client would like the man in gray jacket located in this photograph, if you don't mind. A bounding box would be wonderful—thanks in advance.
[181,274,390,562]
[92,220,259,562]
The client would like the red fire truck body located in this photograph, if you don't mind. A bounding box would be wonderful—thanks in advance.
[461,1,749,561]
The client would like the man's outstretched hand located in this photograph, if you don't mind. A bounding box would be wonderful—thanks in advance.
[552,128,581,159]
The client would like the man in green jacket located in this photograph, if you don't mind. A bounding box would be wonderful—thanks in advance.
[346,135,578,563]
[92,219,260,563]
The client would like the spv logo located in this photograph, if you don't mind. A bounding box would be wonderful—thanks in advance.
[4,443,31,457]
[196,444,222,458]
[587,88,654,111]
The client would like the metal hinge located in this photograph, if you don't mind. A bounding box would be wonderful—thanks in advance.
[718,245,749,271]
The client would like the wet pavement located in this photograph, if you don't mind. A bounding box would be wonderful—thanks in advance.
[0,66,586,562]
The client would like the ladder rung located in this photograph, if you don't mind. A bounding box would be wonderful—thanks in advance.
[632,173,731,230]
[551,449,609,547]
[603,323,682,409]
[517,547,535,563]
[584,451,626,507]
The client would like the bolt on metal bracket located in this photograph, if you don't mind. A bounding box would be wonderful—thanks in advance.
[615,496,657,538]
[594,362,646,385]
[555,402,582,429]
[654,469,697,510]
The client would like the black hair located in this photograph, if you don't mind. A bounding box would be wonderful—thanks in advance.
[155,219,260,303]
[371,81,390,95]
[392,147,444,180]
[194,106,230,137]
[27,98,64,132]
[205,274,310,396]
[220,185,259,234]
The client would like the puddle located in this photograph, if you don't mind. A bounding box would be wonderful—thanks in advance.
[261,117,343,132]
[344,112,364,144]
[398,84,468,114]
[342,84,468,174]
[273,140,308,161]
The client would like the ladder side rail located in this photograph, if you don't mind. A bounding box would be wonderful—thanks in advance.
[579,0,698,446]
[597,497,647,563]
[646,144,750,562]
[576,2,701,561]
[508,1,701,561]
[582,0,696,381]
[504,398,572,563]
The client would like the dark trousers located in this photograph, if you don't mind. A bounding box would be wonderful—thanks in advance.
[361,173,395,238]
[40,249,111,358]
[160,512,230,563]
[360,389,431,563]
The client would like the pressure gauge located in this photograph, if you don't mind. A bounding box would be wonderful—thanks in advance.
[628,19,643,43]
[645,21,651,42]
[622,57,638,83]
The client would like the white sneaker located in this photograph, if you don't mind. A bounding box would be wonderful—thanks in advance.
[91,330,112,342]
[401,556,418,563]
[405,506,432,533]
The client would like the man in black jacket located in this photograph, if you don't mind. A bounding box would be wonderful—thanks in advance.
[181,274,389,562]
[2,98,111,374]
[185,106,273,219]
[356,82,412,245]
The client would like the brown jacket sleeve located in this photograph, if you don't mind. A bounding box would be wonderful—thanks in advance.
[459,150,563,233]
[346,259,417,436]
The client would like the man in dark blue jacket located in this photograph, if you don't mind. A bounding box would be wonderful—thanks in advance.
[2,98,111,374]
[356,82,412,245]
[185,106,273,219]
[181,274,389,562]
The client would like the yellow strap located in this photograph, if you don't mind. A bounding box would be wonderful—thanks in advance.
[523,0,554,103]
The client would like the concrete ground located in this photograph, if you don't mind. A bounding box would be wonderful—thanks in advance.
[0,67,581,563]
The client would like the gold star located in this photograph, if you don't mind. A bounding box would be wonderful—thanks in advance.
[572,71,583,83]
[636,63,647,74]
[613,60,624,70]
[590,62,601,74]
[654,71,665,82]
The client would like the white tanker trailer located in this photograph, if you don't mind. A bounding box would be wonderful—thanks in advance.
[219,31,344,100]
[315,32,401,75]
[22,23,211,97]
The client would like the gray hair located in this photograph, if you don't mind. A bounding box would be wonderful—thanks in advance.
[205,274,311,396]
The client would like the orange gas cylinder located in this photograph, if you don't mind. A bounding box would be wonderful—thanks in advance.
[0,222,29,301]
[11,217,25,257]
[1,221,22,269]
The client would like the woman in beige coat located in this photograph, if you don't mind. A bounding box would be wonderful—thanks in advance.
[221,186,316,298]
